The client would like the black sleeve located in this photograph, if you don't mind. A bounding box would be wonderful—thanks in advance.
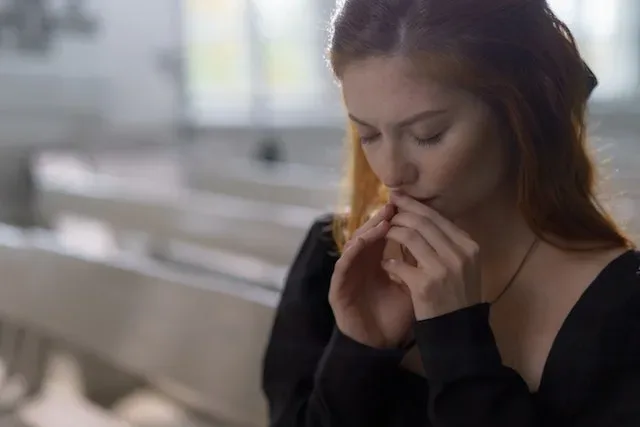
[261,215,405,427]
[575,282,640,427]
[415,296,640,427]
[416,304,539,426]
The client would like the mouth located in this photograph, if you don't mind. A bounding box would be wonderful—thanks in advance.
[389,190,438,206]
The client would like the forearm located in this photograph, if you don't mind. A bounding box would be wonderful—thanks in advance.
[267,328,405,427]
[309,328,406,426]
[416,304,538,426]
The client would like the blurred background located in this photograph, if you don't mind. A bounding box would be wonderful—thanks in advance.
[0,0,635,426]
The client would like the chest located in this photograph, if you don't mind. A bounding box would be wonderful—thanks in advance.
[490,260,603,391]
[489,300,565,391]
[402,277,589,391]
[400,301,572,391]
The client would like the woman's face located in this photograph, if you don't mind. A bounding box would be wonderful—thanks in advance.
[341,56,512,220]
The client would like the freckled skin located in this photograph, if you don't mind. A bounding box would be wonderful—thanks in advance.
[342,56,510,222]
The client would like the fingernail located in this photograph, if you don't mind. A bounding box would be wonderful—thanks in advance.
[381,259,393,268]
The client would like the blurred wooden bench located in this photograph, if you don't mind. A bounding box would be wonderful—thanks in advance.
[39,174,321,265]
[187,157,341,210]
[0,226,277,427]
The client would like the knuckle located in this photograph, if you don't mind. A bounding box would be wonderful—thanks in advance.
[328,290,339,307]
[407,229,421,246]
[370,209,385,223]
[417,216,431,230]
[449,255,464,271]
[334,255,350,272]
[345,236,359,248]
[415,208,432,222]
[465,241,480,257]
[417,281,437,300]
[430,265,448,282]
[328,276,340,297]
[386,227,400,241]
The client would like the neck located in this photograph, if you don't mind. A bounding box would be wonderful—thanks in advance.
[454,190,536,301]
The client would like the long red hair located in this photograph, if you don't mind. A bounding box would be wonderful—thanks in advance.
[327,0,632,251]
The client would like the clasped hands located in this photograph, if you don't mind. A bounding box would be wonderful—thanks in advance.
[329,192,483,349]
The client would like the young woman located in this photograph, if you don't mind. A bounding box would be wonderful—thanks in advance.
[262,0,640,425]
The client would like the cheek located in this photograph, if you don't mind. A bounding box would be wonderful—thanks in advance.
[361,145,386,180]
[421,130,507,203]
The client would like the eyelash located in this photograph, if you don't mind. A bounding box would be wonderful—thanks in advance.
[359,132,444,146]
[415,132,444,146]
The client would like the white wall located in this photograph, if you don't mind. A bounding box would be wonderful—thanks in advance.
[0,0,181,148]
[98,0,180,134]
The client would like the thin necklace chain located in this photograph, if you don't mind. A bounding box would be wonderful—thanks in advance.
[401,237,540,351]
[490,237,540,304]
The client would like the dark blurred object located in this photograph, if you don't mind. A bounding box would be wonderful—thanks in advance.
[55,0,99,35]
[255,135,286,167]
[0,0,99,54]
[0,0,54,53]
[584,60,598,98]
[0,149,48,229]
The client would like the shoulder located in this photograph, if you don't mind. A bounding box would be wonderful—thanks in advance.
[280,214,340,303]
[600,249,640,314]
[293,213,340,268]
[592,250,640,363]
[305,213,337,246]
[549,251,640,394]
[548,251,640,420]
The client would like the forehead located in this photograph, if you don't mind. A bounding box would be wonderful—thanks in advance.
[341,56,465,125]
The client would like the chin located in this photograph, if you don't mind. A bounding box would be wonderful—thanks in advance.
[425,199,458,221]
[419,197,446,213]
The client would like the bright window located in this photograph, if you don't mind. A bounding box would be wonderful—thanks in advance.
[184,0,252,124]
[548,0,638,100]
[184,0,325,126]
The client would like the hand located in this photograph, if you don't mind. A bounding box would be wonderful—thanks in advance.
[382,193,482,320]
[329,204,415,349]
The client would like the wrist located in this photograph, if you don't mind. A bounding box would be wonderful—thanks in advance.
[335,321,402,350]
[413,301,476,321]
[332,327,408,358]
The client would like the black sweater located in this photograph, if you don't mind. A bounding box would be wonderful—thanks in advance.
[262,215,640,426]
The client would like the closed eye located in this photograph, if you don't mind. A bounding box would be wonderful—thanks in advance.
[359,133,381,144]
[360,131,445,146]
[414,132,444,146]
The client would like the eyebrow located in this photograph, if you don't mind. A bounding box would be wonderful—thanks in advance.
[348,108,448,128]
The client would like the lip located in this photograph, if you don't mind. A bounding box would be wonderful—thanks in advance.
[389,190,437,204]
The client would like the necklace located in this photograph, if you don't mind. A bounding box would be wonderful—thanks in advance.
[490,237,540,304]
[401,237,540,351]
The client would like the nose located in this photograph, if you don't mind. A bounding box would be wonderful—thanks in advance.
[378,144,416,190]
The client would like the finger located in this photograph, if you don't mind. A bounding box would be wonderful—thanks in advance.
[339,220,389,269]
[349,203,395,242]
[381,258,422,293]
[345,216,390,251]
[390,212,461,265]
[331,221,388,301]
[386,226,441,271]
[333,236,364,282]
[390,193,471,243]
